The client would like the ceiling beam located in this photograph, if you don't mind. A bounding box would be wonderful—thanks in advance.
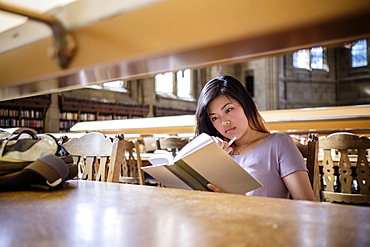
[1,0,370,100]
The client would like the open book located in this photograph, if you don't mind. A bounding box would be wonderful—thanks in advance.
[142,133,262,195]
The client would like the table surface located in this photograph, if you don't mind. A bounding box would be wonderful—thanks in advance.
[1,180,370,247]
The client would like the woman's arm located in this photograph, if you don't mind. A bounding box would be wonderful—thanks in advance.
[283,171,316,201]
[209,170,317,200]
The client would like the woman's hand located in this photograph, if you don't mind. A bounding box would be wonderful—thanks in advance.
[211,136,234,154]
[207,183,225,193]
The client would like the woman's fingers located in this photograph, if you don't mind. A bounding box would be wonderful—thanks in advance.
[211,136,234,154]
[207,183,225,193]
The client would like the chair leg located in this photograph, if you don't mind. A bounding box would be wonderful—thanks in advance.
[107,136,125,183]
[134,140,146,185]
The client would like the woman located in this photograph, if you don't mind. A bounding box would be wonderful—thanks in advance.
[195,75,316,201]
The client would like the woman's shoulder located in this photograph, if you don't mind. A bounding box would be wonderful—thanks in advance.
[265,133,294,145]
[268,132,290,140]
[266,133,300,152]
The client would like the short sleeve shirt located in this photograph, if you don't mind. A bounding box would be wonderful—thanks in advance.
[231,133,307,199]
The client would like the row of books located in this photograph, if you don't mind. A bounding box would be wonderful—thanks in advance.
[0,109,19,117]
[0,109,43,118]
[20,119,43,127]
[59,112,79,120]
[97,115,114,121]
[59,120,77,129]
[79,113,96,121]
[22,110,43,118]
[60,111,131,121]
[0,119,19,126]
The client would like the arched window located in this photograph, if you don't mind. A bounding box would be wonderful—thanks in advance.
[310,47,324,69]
[155,72,173,94]
[155,69,193,99]
[176,69,191,98]
[293,46,325,70]
[351,39,368,68]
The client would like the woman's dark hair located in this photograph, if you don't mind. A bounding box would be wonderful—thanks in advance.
[195,75,269,138]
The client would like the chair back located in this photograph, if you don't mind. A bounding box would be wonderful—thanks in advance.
[319,132,370,204]
[118,139,145,185]
[62,132,123,182]
[63,132,114,181]
[292,133,321,201]
[159,136,189,157]
[63,132,145,185]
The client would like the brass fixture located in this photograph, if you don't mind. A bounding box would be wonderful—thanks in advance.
[0,2,77,69]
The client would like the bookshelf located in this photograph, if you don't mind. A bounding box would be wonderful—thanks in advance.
[0,95,51,133]
[58,96,150,132]
[0,95,190,133]
[154,106,195,117]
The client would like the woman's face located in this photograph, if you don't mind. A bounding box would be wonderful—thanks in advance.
[207,95,249,140]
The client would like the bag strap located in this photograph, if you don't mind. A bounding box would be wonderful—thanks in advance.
[25,154,69,187]
[9,129,39,141]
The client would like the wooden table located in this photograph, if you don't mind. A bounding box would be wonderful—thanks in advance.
[1,180,369,246]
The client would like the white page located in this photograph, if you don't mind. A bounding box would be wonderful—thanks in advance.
[174,133,213,161]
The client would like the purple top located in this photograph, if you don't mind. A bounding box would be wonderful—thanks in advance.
[231,133,307,199]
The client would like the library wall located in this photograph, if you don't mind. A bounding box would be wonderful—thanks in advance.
[2,45,370,133]
[239,57,279,111]
[280,46,370,109]
[279,48,338,109]
[200,59,280,111]
[336,46,370,105]
[140,77,198,117]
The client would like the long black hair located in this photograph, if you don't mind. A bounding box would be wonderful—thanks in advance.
[195,75,269,138]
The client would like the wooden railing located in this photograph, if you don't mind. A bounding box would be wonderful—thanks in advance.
[261,104,370,136]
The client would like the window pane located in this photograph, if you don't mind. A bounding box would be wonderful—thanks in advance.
[155,72,173,94]
[310,46,323,69]
[176,69,191,98]
[351,39,368,68]
[293,49,310,69]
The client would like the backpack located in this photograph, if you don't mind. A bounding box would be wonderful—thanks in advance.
[0,129,77,191]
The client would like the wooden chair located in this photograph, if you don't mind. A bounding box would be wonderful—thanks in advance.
[63,132,145,185]
[63,132,115,181]
[319,132,370,204]
[292,133,321,201]
[117,139,145,185]
[159,136,189,157]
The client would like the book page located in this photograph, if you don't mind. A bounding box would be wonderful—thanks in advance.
[148,150,174,165]
[174,133,213,161]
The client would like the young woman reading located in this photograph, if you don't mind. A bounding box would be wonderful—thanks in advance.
[195,75,316,201]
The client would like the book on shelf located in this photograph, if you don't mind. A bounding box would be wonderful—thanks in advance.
[142,133,263,195]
